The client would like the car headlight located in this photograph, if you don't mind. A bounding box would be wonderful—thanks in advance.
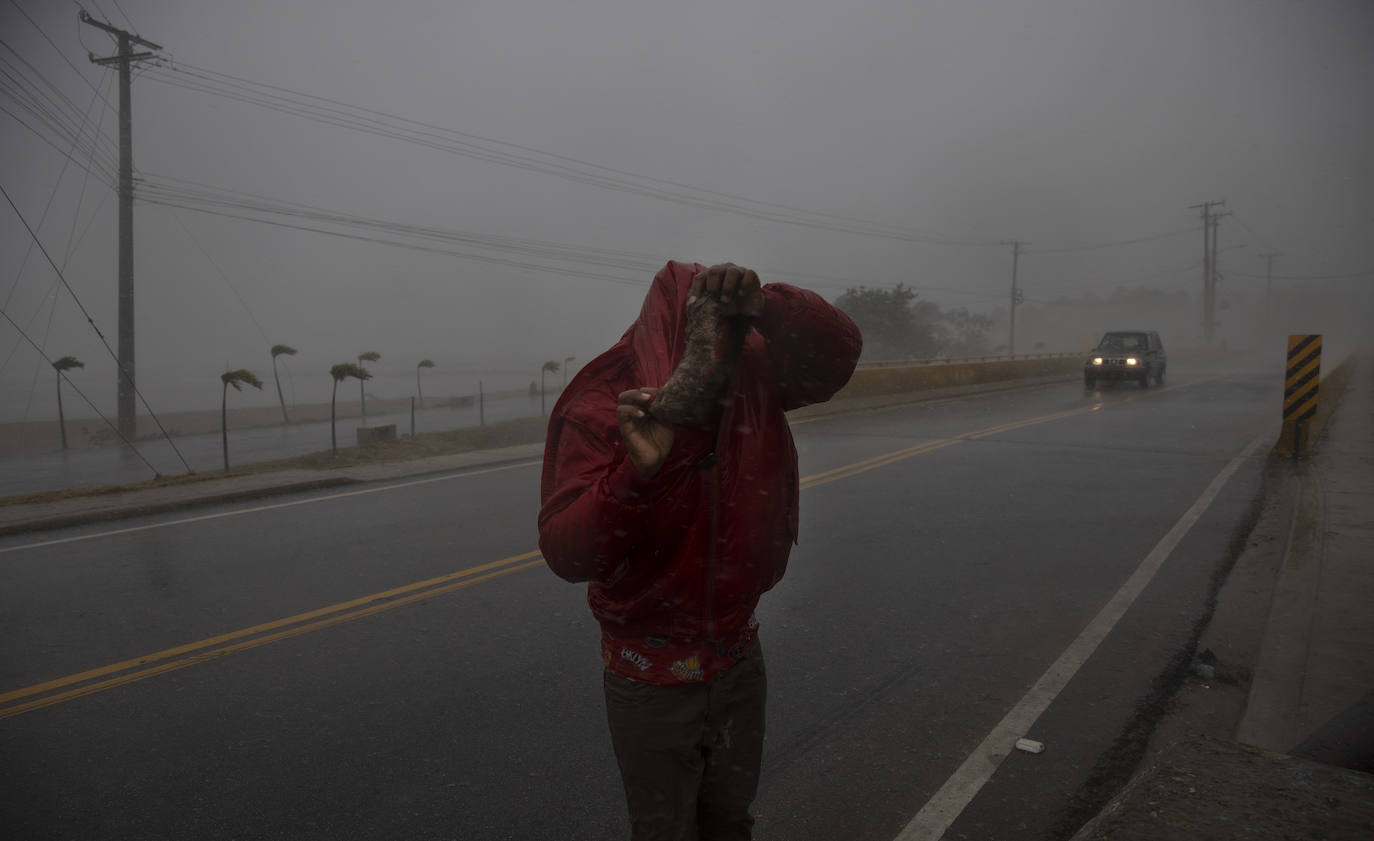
[1126,357,1138,366]
[1092,357,1103,365]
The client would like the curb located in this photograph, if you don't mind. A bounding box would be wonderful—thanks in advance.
[0,476,359,539]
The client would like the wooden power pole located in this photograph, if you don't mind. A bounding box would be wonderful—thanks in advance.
[81,10,161,440]
[1001,240,1028,355]
[1260,251,1282,333]
[1188,200,1227,346]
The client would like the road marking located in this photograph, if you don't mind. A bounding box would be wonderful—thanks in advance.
[0,550,542,707]
[799,382,1197,490]
[787,380,1071,427]
[0,553,544,719]
[0,378,1210,718]
[0,459,541,556]
[893,430,1268,841]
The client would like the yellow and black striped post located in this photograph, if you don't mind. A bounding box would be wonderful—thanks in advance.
[1278,334,1322,458]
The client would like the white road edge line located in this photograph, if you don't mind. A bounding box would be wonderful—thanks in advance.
[894,430,1268,841]
[0,460,541,556]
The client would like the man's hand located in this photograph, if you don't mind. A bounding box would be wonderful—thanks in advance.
[617,387,675,478]
[688,263,764,318]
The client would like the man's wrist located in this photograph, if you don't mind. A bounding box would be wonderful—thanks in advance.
[609,457,664,505]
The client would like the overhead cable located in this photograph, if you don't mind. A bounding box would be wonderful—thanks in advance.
[0,305,160,476]
[0,180,193,473]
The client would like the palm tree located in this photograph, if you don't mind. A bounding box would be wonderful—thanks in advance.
[221,368,263,471]
[416,359,435,408]
[330,362,371,452]
[52,355,84,450]
[357,351,380,424]
[541,359,560,416]
[270,344,298,424]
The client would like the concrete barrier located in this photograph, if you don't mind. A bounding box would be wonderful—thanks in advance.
[834,355,1083,401]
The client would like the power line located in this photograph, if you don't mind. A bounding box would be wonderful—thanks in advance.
[140,199,656,287]
[0,179,192,472]
[1,66,111,345]
[0,102,117,185]
[141,59,999,249]
[1,66,113,282]
[128,169,1029,303]
[162,61,961,240]
[1227,210,1275,254]
[0,38,120,159]
[0,305,160,476]
[1026,227,1195,255]
[164,210,273,345]
[108,0,136,33]
[0,188,110,374]
[0,70,119,177]
[0,70,110,385]
[1230,269,1374,281]
[130,172,992,298]
[6,0,119,119]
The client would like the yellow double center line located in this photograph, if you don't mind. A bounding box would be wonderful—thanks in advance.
[2,383,1190,719]
[0,552,544,719]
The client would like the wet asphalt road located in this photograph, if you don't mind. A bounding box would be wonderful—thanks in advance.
[0,364,1276,840]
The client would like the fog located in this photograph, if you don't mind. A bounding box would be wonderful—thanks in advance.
[2,0,1372,427]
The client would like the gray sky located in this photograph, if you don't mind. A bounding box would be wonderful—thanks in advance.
[2,0,1372,421]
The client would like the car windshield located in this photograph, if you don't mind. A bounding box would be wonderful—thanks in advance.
[1098,334,1149,352]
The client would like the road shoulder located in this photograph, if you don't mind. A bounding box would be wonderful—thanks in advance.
[1071,358,1374,840]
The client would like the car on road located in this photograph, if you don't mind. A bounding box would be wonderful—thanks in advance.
[1084,330,1166,389]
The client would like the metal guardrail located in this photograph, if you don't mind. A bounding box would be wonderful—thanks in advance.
[855,352,1081,369]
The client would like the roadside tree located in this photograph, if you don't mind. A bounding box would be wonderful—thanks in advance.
[357,351,380,423]
[270,344,298,424]
[52,355,84,450]
[330,363,371,452]
[220,369,263,471]
[416,359,435,408]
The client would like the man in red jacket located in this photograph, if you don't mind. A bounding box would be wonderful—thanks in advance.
[538,261,861,840]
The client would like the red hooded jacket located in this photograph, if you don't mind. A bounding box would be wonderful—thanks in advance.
[537,261,861,680]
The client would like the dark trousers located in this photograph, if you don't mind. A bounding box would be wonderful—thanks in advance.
[603,642,767,841]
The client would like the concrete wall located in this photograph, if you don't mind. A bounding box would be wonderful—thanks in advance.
[834,356,1082,401]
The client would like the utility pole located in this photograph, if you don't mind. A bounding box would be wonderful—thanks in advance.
[81,10,161,440]
[1001,240,1028,355]
[1260,252,1281,333]
[1187,200,1226,345]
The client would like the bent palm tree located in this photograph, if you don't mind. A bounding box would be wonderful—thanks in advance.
[52,355,84,450]
[358,351,380,424]
[330,362,371,452]
[541,360,560,416]
[416,359,435,408]
[221,369,264,471]
[270,344,298,424]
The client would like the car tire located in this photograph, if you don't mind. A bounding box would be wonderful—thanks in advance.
[1139,373,1150,388]
[1156,366,1166,386]
[1084,376,1096,390]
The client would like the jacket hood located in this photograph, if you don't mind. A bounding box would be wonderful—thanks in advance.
[626,260,703,387]
[552,261,705,423]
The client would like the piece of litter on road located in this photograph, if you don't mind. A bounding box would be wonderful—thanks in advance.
[1015,738,1045,754]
